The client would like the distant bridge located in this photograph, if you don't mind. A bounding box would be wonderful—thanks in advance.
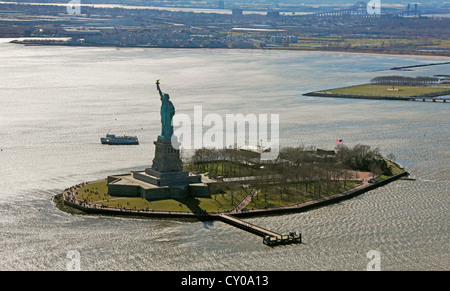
[313,1,410,17]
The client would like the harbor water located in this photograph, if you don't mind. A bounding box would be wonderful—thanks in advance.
[0,40,448,270]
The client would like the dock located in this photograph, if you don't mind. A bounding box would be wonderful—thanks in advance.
[217,213,301,246]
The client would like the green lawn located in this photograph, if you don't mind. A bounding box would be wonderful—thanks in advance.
[77,180,109,202]
[270,36,450,56]
[75,180,247,213]
[387,160,404,175]
[74,180,361,213]
[184,160,259,178]
[327,84,450,98]
[246,181,360,210]
[373,160,404,181]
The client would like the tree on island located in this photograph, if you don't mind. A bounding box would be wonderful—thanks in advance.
[371,76,439,86]
[335,144,392,177]
[187,143,394,201]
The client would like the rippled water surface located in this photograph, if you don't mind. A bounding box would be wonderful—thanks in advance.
[0,40,449,270]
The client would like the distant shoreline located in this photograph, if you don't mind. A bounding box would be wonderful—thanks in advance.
[8,39,450,58]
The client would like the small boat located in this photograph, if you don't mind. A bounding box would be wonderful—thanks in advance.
[100,134,139,145]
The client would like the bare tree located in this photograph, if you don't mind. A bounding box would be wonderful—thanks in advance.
[369,163,382,179]
[387,153,396,162]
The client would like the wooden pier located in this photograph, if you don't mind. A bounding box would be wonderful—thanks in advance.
[217,213,301,246]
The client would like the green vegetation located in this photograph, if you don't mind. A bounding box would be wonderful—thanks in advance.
[388,161,404,175]
[326,84,450,98]
[73,144,403,214]
[246,180,360,210]
[77,181,109,202]
[75,179,361,213]
[75,180,247,213]
[184,160,258,178]
[185,147,274,178]
[336,144,393,177]
[265,36,450,57]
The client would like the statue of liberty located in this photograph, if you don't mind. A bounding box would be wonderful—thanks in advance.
[156,80,175,139]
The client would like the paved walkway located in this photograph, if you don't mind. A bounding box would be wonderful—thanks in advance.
[229,188,260,214]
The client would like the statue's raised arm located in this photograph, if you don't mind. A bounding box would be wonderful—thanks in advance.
[156,79,163,99]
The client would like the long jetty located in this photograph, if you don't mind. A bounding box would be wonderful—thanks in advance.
[303,91,449,102]
[218,213,280,237]
[217,213,301,246]
[390,61,450,71]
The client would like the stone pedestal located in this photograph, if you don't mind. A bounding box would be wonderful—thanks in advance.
[108,136,209,200]
[133,136,201,187]
[133,169,201,187]
[150,136,183,173]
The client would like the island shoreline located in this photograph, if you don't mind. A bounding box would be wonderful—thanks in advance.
[304,83,450,102]
[54,169,409,220]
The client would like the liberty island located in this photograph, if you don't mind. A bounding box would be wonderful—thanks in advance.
[55,80,408,246]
